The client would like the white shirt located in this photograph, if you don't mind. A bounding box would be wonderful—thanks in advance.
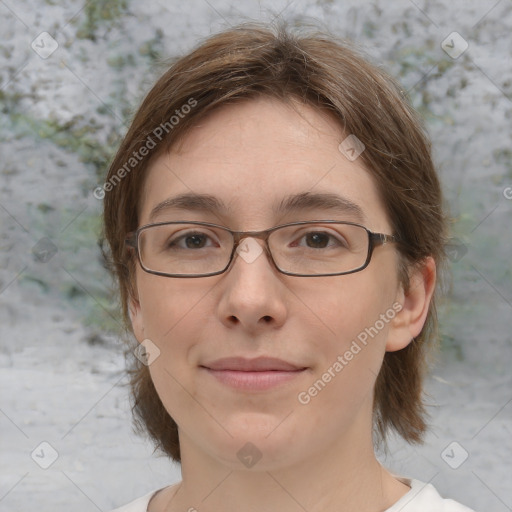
[109,478,475,511]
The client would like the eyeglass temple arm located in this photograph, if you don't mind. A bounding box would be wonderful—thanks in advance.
[370,232,398,246]
[125,232,137,248]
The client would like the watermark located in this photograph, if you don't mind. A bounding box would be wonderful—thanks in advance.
[503,186,512,200]
[297,301,402,405]
[338,134,365,161]
[236,237,264,264]
[441,441,469,469]
[32,237,58,263]
[445,237,468,262]
[441,32,468,60]
[237,441,262,468]
[31,32,58,59]
[31,441,59,469]
[93,97,197,200]
[134,338,161,366]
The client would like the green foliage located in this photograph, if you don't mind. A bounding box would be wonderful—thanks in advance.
[493,148,512,179]
[20,275,50,294]
[7,111,119,180]
[76,0,130,41]
[138,29,164,63]
[107,53,136,70]
[19,204,124,336]
[438,333,464,361]
[437,299,470,361]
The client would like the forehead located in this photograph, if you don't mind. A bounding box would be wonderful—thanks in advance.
[139,97,390,231]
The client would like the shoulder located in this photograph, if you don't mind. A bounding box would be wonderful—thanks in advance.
[108,489,159,512]
[386,478,476,512]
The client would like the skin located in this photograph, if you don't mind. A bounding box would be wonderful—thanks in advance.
[129,97,436,512]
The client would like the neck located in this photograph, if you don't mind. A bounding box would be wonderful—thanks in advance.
[161,427,409,512]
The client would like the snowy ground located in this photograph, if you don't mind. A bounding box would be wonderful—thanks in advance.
[1,1,511,511]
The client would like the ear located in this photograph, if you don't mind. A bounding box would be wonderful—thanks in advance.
[386,256,436,352]
[128,294,145,343]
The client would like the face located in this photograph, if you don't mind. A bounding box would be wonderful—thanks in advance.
[129,97,414,470]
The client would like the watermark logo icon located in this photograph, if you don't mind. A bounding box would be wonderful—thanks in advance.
[237,442,262,468]
[236,238,263,264]
[441,441,469,469]
[134,339,161,366]
[503,186,512,200]
[31,32,58,59]
[445,238,468,262]
[32,237,58,263]
[338,134,365,161]
[31,441,59,469]
[441,32,468,59]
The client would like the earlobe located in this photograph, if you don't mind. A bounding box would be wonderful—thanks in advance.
[128,295,145,343]
[386,257,436,352]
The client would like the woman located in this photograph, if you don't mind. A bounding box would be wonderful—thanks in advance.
[103,22,475,512]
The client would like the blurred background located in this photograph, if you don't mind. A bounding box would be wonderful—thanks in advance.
[0,1,511,511]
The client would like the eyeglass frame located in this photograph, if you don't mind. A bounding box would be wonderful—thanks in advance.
[125,219,399,278]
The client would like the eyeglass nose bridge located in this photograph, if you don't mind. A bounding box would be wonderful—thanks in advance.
[228,227,279,271]
[232,228,273,245]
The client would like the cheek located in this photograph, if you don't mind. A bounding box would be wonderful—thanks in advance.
[135,273,208,417]
[293,268,399,411]
[136,278,190,374]
[293,276,396,436]
[136,272,204,340]
[295,269,398,350]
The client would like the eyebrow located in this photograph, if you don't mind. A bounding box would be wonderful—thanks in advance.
[149,193,225,221]
[148,191,365,223]
[275,191,365,222]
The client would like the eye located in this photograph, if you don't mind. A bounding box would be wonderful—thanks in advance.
[303,232,334,249]
[167,230,219,250]
[293,229,349,249]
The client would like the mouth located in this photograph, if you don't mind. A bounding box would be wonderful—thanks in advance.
[199,357,308,391]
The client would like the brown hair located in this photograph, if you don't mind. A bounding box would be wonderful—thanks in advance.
[102,21,448,462]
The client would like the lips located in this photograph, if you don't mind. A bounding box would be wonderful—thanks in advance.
[201,356,305,372]
[200,357,308,391]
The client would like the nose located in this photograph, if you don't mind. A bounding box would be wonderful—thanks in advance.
[216,237,288,331]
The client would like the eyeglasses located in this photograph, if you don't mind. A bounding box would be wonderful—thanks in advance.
[125,220,398,278]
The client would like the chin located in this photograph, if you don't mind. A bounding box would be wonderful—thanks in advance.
[203,414,308,470]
